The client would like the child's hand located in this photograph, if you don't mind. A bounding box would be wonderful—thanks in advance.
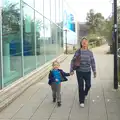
[93,72,96,78]
[55,79,59,82]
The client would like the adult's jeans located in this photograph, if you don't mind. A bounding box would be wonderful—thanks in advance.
[76,71,91,104]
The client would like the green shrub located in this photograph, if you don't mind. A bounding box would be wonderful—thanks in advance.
[96,39,102,46]
[86,34,104,46]
[118,72,120,85]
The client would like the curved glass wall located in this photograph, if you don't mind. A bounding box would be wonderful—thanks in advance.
[0,0,64,89]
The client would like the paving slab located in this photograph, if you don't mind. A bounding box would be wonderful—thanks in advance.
[0,119,10,120]
[0,44,120,120]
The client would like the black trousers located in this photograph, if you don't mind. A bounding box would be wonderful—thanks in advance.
[76,71,91,104]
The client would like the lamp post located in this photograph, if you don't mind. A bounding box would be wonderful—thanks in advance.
[64,29,68,54]
[113,0,118,89]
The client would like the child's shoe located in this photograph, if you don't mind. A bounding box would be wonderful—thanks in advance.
[57,102,61,107]
[80,103,85,108]
[53,98,56,102]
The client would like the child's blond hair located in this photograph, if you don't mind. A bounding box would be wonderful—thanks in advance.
[52,60,60,66]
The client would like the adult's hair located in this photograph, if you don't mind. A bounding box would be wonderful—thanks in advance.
[80,37,88,48]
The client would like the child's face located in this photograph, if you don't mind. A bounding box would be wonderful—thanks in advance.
[53,63,60,69]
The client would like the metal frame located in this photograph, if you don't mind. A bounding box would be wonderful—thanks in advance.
[0,0,3,89]
[43,0,46,62]
[20,0,24,77]
[64,29,68,54]
[34,0,37,69]
[59,0,63,53]
[24,0,63,29]
[54,0,57,56]
[58,0,61,54]
[55,0,58,56]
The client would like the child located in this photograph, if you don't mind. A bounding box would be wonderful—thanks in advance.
[48,60,70,107]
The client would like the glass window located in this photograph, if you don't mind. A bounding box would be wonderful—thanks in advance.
[56,0,60,24]
[35,12,45,67]
[35,0,43,14]
[51,0,55,22]
[2,0,22,86]
[23,4,36,75]
[44,18,57,61]
[60,0,63,28]
[56,27,61,55]
[23,0,34,8]
[60,29,63,53]
[44,0,50,19]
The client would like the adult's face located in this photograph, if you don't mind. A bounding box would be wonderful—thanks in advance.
[81,39,88,48]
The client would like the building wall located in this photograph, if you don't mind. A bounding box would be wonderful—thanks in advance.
[0,0,64,89]
[75,22,80,47]
[63,0,77,49]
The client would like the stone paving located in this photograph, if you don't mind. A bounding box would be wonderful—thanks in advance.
[0,44,120,120]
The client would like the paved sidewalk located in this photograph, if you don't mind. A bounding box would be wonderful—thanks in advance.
[0,44,120,120]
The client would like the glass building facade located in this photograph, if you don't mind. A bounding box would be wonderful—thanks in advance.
[0,0,64,89]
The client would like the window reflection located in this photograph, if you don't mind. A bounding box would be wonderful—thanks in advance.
[60,29,63,53]
[56,0,60,24]
[35,0,43,14]
[2,0,22,86]
[44,18,57,61]
[51,0,55,22]
[44,0,50,19]
[59,0,63,28]
[35,12,45,67]
[0,0,64,88]
[23,4,36,75]
[56,27,63,55]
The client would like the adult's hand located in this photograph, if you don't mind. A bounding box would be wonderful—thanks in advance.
[94,72,96,78]
[70,72,74,75]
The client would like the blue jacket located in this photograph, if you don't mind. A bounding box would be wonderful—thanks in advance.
[48,69,70,85]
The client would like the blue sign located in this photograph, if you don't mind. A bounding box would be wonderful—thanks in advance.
[63,10,75,32]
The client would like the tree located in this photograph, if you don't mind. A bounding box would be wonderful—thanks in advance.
[104,5,120,44]
[2,3,20,33]
[103,16,113,44]
[86,9,96,34]
[94,13,105,35]
[86,9,105,35]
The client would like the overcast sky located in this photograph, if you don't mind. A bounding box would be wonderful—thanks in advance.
[65,0,112,22]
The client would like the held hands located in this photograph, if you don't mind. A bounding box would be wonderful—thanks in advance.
[70,72,74,76]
